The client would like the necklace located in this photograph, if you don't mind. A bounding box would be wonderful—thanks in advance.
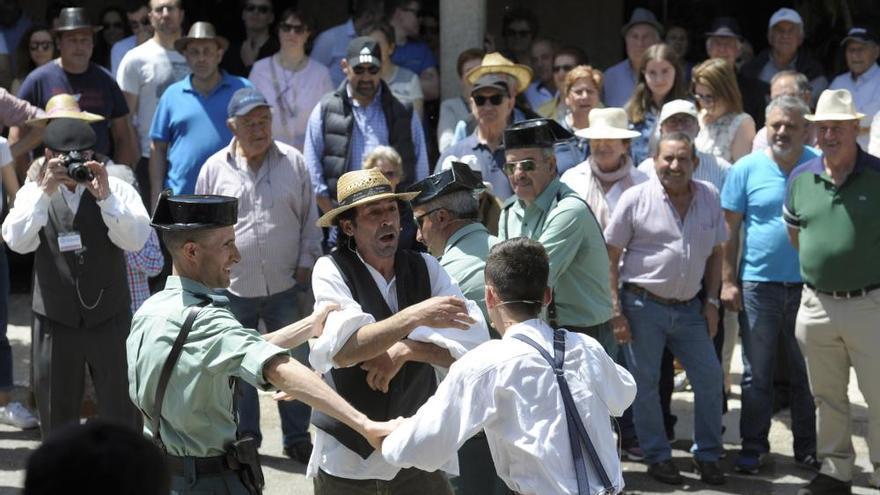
[270,53,305,132]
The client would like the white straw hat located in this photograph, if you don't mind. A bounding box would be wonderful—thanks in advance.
[805,89,864,122]
[574,108,641,140]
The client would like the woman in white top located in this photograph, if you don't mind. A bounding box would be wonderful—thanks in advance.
[364,21,424,119]
[692,58,756,163]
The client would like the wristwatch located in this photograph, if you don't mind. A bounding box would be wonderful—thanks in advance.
[706,297,721,309]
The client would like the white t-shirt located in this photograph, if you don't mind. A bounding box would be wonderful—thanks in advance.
[116,38,190,158]
[386,65,423,108]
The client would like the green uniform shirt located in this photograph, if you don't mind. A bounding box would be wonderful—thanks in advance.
[127,276,287,457]
[440,222,499,323]
[499,178,613,327]
[783,150,880,291]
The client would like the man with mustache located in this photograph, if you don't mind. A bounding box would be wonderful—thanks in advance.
[605,132,728,486]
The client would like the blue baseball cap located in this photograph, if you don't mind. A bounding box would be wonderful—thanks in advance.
[227,87,271,118]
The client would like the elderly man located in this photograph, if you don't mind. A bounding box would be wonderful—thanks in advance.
[753,71,815,151]
[438,52,532,201]
[721,95,819,475]
[195,88,322,463]
[149,22,251,209]
[308,167,488,493]
[784,89,880,494]
[829,27,880,149]
[523,38,558,111]
[603,7,662,108]
[606,132,727,486]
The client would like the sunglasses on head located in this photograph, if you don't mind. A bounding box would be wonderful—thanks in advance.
[244,4,271,14]
[30,41,52,51]
[473,94,505,106]
[502,159,538,176]
[278,22,305,34]
[353,65,380,75]
[553,64,575,73]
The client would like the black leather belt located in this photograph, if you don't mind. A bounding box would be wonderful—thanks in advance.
[805,282,880,299]
[166,455,236,476]
[623,283,694,306]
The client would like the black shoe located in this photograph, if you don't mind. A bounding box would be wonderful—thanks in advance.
[795,453,821,471]
[693,459,727,485]
[797,473,852,495]
[283,440,313,464]
[647,460,683,485]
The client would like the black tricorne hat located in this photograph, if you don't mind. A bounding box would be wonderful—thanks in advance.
[151,191,238,231]
[44,118,97,152]
[408,162,484,207]
[503,118,574,150]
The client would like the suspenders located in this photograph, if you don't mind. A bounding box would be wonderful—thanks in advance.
[512,328,616,495]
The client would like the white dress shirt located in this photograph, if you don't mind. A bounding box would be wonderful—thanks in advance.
[829,64,880,149]
[382,318,636,495]
[308,250,490,480]
[2,176,151,254]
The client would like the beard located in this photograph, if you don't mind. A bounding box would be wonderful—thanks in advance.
[355,81,378,100]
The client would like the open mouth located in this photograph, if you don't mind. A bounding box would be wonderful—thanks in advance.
[379,232,396,243]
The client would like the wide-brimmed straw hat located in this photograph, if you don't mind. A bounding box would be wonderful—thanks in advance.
[317,168,419,227]
[465,52,533,95]
[26,93,104,125]
[575,108,641,139]
[53,7,102,34]
[805,89,864,121]
[174,22,229,53]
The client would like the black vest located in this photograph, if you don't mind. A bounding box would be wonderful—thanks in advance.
[311,248,434,458]
[319,80,417,199]
[32,191,130,327]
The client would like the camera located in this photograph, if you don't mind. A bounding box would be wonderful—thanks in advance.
[57,150,94,183]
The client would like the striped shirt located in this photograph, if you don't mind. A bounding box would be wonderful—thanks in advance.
[638,150,731,193]
[125,228,164,313]
[195,139,323,298]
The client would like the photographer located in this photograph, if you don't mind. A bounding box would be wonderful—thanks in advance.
[1,118,150,438]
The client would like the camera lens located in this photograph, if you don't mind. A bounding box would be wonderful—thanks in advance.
[68,163,94,182]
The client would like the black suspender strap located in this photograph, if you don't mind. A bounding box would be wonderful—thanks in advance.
[512,328,615,494]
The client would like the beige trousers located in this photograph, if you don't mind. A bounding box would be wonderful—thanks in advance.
[795,286,880,483]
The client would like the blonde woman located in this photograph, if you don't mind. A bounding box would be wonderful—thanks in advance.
[692,58,756,162]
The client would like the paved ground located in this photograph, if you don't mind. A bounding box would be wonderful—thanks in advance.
[0,292,874,494]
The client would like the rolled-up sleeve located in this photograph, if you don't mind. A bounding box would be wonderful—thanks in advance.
[2,182,51,253]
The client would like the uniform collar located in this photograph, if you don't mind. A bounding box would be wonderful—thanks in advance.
[444,222,487,254]
[165,276,229,305]
[531,177,563,212]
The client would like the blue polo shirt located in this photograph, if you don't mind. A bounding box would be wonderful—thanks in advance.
[437,133,512,200]
[150,72,251,194]
[721,147,819,283]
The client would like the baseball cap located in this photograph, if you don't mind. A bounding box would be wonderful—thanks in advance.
[470,74,511,95]
[346,36,381,68]
[769,8,802,29]
[44,118,97,152]
[227,88,271,118]
[705,17,743,39]
[659,99,699,124]
[840,27,879,46]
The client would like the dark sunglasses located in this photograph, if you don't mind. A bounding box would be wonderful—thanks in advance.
[553,64,575,73]
[502,159,538,176]
[473,94,505,106]
[278,22,306,34]
[244,4,271,14]
[352,65,380,75]
[29,41,52,51]
[414,207,442,229]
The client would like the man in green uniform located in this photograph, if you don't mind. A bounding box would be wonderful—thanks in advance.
[498,118,615,352]
[127,193,392,494]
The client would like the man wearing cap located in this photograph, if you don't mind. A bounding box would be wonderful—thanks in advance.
[148,22,251,209]
[753,71,816,152]
[307,167,488,493]
[603,7,662,108]
[1,117,150,437]
[784,88,880,494]
[195,87,323,464]
[128,192,394,494]
[829,27,880,149]
[14,7,138,168]
[499,118,615,351]
[741,8,827,104]
[117,0,189,205]
[437,52,532,202]
[303,36,428,219]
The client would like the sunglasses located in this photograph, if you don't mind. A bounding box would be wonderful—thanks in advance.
[352,65,380,75]
[502,159,538,176]
[30,41,52,51]
[244,4,271,14]
[553,64,575,73]
[414,207,442,229]
[278,22,305,34]
[473,94,505,106]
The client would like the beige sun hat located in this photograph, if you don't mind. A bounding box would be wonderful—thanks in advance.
[805,89,864,121]
[26,93,105,125]
[317,168,420,227]
[174,22,229,53]
[575,108,641,140]
[464,52,533,95]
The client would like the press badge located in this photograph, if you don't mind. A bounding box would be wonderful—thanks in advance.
[57,232,83,252]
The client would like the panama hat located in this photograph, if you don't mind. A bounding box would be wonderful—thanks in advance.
[174,22,229,53]
[26,94,104,125]
[805,89,864,121]
[465,52,533,95]
[317,168,419,227]
[575,108,641,139]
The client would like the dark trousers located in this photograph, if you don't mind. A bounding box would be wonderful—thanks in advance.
[315,467,454,495]
[32,311,140,438]
[135,156,151,209]
[451,434,511,495]
[171,469,250,495]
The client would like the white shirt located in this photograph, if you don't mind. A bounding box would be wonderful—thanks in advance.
[382,318,636,495]
[2,175,151,254]
[637,150,731,193]
[308,250,490,480]
[830,64,880,149]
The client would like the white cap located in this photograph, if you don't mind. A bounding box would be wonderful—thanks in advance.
[769,8,802,29]
[659,99,699,124]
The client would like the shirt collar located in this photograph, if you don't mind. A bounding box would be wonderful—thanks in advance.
[529,177,563,212]
[345,83,384,108]
[444,222,487,254]
[851,63,880,82]
[165,275,214,296]
[502,318,554,341]
[223,138,280,175]
[182,71,233,96]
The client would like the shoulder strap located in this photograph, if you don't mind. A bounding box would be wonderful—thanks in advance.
[151,302,208,452]
[512,329,615,494]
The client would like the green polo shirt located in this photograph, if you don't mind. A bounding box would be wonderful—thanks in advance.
[440,222,499,324]
[499,178,613,327]
[127,276,286,457]
[783,149,880,291]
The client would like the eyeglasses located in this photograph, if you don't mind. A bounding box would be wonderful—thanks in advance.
[504,28,532,38]
[129,18,150,29]
[352,65,380,75]
[694,92,715,104]
[103,21,124,29]
[553,64,575,73]
[473,94,505,106]
[414,207,443,229]
[502,159,538,176]
[278,22,305,34]
[30,41,52,51]
[244,4,271,14]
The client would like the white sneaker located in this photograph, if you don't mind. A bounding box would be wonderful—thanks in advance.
[0,402,39,429]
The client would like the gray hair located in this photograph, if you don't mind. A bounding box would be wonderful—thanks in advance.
[362,145,404,181]
[421,190,479,220]
[655,131,697,159]
[765,95,810,120]
[770,70,810,94]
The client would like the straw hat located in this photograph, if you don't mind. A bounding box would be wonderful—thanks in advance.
[174,22,229,53]
[317,168,419,227]
[575,108,641,139]
[26,94,104,125]
[805,89,864,122]
[465,52,533,95]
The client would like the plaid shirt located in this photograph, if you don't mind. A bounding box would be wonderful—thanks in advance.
[125,228,164,313]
